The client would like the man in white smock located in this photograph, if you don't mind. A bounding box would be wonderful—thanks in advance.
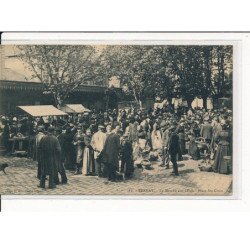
[91,125,106,177]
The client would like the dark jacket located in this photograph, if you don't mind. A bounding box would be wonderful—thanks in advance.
[102,133,120,166]
[169,132,180,155]
[121,140,133,161]
[39,134,62,175]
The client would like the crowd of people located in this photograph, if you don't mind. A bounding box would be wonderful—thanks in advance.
[0,103,233,189]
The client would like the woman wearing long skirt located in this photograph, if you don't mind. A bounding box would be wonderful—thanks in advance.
[82,129,94,176]
[138,125,147,151]
[151,125,162,151]
[213,125,231,174]
[188,133,200,160]
[73,127,84,175]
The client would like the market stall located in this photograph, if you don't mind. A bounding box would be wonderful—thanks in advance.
[60,104,90,114]
[18,105,67,117]
[10,105,68,156]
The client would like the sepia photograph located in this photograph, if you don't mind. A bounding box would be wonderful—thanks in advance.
[0,43,233,196]
[1,0,250,249]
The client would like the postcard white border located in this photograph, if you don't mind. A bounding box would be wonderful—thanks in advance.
[0,32,246,211]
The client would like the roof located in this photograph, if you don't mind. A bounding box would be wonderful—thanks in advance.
[18,105,67,117]
[0,80,44,91]
[0,80,107,93]
[62,104,90,113]
[1,68,28,82]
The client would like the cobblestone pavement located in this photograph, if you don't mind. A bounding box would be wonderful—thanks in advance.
[0,156,232,196]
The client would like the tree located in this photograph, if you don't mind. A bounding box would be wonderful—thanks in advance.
[102,45,159,108]
[212,45,233,98]
[163,46,204,105]
[162,45,233,107]
[17,45,106,107]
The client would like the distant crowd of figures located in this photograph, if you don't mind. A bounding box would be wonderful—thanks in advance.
[0,105,232,188]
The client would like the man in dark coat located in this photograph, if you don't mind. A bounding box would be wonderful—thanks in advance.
[161,124,170,168]
[101,129,121,182]
[34,126,45,180]
[55,128,68,184]
[120,135,134,179]
[38,126,62,189]
[168,125,181,176]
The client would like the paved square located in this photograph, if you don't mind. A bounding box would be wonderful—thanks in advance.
[0,156,232,196]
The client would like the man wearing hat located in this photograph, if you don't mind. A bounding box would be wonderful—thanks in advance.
[168,124,180,176]
[34,126,45,180]
[120,133,134,179]
[101,129,121,182]
[161,123,170,168]
[38,126,62,189]
[55,127,68,184]
[91,124,107,177]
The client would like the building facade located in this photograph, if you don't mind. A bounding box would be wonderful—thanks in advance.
[0,80,109,115]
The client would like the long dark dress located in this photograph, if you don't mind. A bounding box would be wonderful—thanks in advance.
[82,135,94,175]
[120,139,134,179]
[64,131,75,170]
[213,130,230,174]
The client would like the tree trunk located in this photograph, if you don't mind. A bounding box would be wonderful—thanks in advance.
[139,100,142,109]
[132,88,141,109]
[202,96,207,110]
[187,98,193,108]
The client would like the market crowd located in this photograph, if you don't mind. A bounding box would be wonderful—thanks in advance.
[0,102,232,189]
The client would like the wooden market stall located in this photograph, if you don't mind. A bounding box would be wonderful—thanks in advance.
[10,105,67,156]
[18,105,67,117]
[60,104,90,114]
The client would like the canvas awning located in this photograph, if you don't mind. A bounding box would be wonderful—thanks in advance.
[18,105,67,117]
[61,104,90,114]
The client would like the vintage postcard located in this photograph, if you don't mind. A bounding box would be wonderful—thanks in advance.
[0,33,238,197]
